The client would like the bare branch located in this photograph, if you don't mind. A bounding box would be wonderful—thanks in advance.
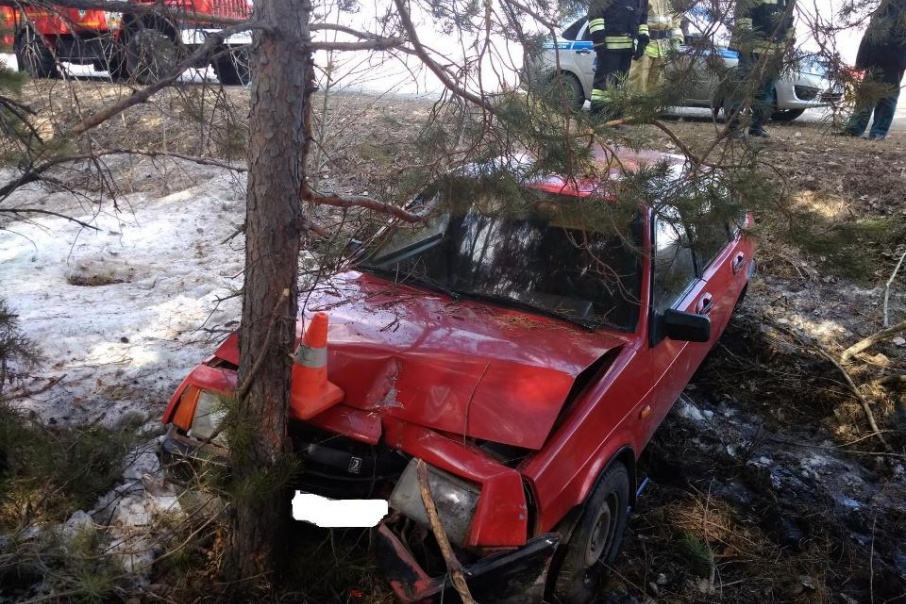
[391,0,493,111]
[416,460,476,604]
[65,22,265,138]
[499,0,559,30]
[2,0,247,27]
[0,208,99,230]
[310,38,405,52]
[301,184,422,223]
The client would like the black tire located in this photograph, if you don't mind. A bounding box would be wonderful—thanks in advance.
[212,47,251,86]
[125,24,181,85]
[549,461,630,604]
[14,27,59,79]
[105,41,128,81]
[545,72,585,112]
[770,108,805,122]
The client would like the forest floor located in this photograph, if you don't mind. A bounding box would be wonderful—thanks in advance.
[1,77,905,604]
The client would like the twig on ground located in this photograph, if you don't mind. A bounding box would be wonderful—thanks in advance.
[0,375,64,403]
[818,348,893,453]
[770,322,893,453]
[840,319,906,363]
[416,459,475,604]
[884,247,906,327]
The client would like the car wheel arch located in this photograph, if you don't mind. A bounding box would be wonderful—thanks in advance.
[546,452,635,603]
[554,445,637,542]
[546,69,586,111]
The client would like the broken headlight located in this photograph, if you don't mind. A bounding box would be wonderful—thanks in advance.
[389,459,480,547]
[187,390,228,446]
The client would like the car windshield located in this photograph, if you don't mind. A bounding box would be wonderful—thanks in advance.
[356,180,643,331]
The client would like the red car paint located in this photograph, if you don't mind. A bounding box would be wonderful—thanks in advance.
[161,147,755,592]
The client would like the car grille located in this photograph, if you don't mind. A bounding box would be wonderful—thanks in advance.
[794,85,820,101]
[289,421,409,499]
[819,91,844,103]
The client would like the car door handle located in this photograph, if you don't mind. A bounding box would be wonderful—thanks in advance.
[696,294,714,315]
[731,253,746,274]
[576,48,592,55]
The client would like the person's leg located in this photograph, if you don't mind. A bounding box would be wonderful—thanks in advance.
[749,52,781,135]
[868,65,905,139]
[727,51,755,132]
[845,68,882,136]
[591,48,621,115]
[648,54,667,92]
[627,53,651,94]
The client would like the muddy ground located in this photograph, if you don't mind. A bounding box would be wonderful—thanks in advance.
[6,78,906,603]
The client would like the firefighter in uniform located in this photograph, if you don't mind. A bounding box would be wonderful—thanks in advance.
[588,0,649,116]
[628,0,685,94]
[727,0,796,137]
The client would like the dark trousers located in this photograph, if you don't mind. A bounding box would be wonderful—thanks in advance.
[591,48,633,115]
[846,65,905,138]
[727,51,781,132]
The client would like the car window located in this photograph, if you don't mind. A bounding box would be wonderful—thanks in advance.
[561,18,585,41]
[652,209,697,312]
[664,180,745,273]
[359,183,643,332]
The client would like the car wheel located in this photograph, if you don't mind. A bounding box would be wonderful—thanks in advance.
[14,27,59,79]
[544,72,585,112]
[104,42,128,81]
[126,24,181,85]
[770,108,805,122]
[549,461,630,604]
[213,47,252,86]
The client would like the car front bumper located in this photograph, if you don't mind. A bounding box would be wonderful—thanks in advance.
[374,522,560,603]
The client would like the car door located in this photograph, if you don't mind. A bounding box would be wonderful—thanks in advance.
[687,204,752,338]
[637,206,717,445]
[671,43,736,107]
[572,20,596,93]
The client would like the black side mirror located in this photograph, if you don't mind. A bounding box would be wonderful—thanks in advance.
[663,309,711,342]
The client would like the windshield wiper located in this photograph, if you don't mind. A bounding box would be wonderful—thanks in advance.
[358,265,460,300]
[455,290,596,330]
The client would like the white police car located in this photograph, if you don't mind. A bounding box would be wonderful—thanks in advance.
[525,17,842,122]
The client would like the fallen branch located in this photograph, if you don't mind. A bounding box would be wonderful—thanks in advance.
[870,374,906,387]
[770,322,893,453]
[816,347,893,453]
[883,247,906,327]
[840,318,906,363]
[416,460,475,604]
[0,375,64,403]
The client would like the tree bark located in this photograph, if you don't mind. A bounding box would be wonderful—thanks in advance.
[226,0,311,586]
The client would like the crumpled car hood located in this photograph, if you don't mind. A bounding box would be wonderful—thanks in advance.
[216,271,629,450]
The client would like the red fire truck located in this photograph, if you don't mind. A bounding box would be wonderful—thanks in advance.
[2,0,252,85]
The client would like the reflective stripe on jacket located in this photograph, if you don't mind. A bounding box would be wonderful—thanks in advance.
[588,0,649,49]
[642,0,684,58]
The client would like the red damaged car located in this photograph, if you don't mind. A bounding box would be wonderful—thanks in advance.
[161,148,755,603]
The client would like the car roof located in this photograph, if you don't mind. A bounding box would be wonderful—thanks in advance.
[528,147,686,198]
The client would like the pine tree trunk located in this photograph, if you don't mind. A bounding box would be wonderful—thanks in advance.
[226,0,311,585]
